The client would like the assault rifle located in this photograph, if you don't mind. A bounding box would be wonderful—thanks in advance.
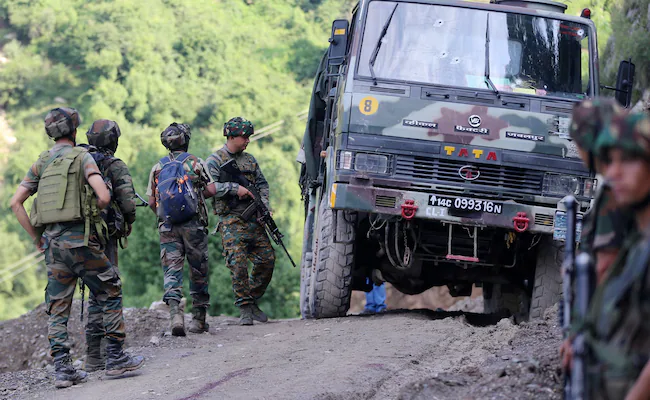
[569,252,594,400]
[561,195,577,399]
[135,192,149,207]
[220,159,297,268]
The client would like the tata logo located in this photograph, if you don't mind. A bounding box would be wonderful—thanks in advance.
[443,146,498,161]
[459,165,480,181]
[468,115,482,128]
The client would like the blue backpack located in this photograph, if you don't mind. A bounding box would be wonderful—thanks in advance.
[156,153,199,224]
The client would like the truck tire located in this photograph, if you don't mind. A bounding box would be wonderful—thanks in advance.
[529,236,563,319]
[299,218,314,318]
[483,283,529,322]
[306,197,356,318]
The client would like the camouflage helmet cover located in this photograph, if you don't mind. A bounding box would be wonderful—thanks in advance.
[161,122,191,150]
[86,119,121,150]
[44,107,81,139]
[594,112,650,158]
[569,98,626,151]
[223,117,254,137]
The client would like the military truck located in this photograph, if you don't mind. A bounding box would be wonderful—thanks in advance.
[297,0,635,321]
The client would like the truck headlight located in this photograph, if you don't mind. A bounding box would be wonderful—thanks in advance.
[542,173,597,198]
[355,153,389,174]
[338,151,354,170]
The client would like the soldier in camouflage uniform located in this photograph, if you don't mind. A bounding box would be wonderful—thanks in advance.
[9,108,143,388]
[205,117,276,326]
[575,112,650,400]
[569,99,634,282]
[83,119,137,371]
[147,123,212,336]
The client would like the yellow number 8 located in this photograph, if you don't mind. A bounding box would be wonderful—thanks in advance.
[359,96,379,115]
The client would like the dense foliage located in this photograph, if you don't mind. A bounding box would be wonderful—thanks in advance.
[0,0,354,320]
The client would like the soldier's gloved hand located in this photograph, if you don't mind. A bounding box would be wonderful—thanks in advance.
[125,223,132,237]
[237,186,254,200]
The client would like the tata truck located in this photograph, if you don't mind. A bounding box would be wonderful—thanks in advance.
[297,0,635,321]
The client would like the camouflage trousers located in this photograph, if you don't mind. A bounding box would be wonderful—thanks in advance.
[44,237,125,358]
[159,221,210,309]
[86,237,119,339]
[219,214,275,307]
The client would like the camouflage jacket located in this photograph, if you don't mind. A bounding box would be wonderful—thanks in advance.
[205,145,270,216]
[579,182,634,256]
[146,151,211,230]
[20,143,103,249]
[82,145,137,226]
[583,231,650,398]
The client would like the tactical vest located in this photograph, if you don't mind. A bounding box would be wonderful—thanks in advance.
[207,148,257,216]
[30,147,106,246]
[31,147,86,226]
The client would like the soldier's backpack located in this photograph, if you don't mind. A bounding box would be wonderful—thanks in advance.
[30,147,105,246]
[80,145,126,239]
[156,152,198,224]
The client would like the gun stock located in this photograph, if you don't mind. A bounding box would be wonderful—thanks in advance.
[220,159,298,268]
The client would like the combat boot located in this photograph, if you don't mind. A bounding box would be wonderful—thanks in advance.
[105,341,144,377]
[54,354,88,389]
[84,335,105,372]
[239,305,254,326]
[169,299,186,337]
[250,303,268,323]
[188,307,210,333]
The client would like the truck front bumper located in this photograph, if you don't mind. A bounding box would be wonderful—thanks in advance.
[330,182,582,238]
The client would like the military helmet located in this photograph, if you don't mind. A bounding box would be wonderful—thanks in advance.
[569,98,626,151]
[223,117,254,138]
[44,107,81,139]
[161,122,191,150]
[86,119,121,152]
[594,112,650,159]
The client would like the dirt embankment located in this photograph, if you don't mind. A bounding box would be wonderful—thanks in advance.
[0,301,562,400]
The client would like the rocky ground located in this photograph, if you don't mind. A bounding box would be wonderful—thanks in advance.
[0,298,562,400]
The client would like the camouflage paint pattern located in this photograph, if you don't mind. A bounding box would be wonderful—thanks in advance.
[86,120,121,152]
[594,112,650,157]
[44,107,81,139]
[44,237,125,357]
[568,98,626,152]
[223,117,254,137]
[160,123,191,150]
[86,237,120,340]
[159,221,210,309]
[218,214,275,307]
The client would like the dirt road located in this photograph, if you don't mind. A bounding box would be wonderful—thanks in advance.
[0,306,562,400]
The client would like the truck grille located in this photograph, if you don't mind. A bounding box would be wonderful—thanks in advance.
[394,156,544,197]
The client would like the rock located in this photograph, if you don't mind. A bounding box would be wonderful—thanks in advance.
[149,336,160,346]
[149,301,168,312]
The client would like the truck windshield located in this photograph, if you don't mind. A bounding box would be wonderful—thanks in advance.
[358,1,592,99]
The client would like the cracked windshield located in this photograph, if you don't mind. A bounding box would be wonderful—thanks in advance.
[359,1,591,99]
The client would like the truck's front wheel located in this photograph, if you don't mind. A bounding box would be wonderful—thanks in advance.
[304,197,356,319]
[529,236,563,319]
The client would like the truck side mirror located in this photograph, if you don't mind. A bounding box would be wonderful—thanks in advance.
[615,60,635,108]
[327,19,349,66]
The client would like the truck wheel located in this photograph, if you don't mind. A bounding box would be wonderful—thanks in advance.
[306,197,356,318]
[483,283,529,322]
[529,236,563,319]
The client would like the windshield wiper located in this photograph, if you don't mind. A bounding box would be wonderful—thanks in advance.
[484,14,500,98]
[369,4,399,86]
